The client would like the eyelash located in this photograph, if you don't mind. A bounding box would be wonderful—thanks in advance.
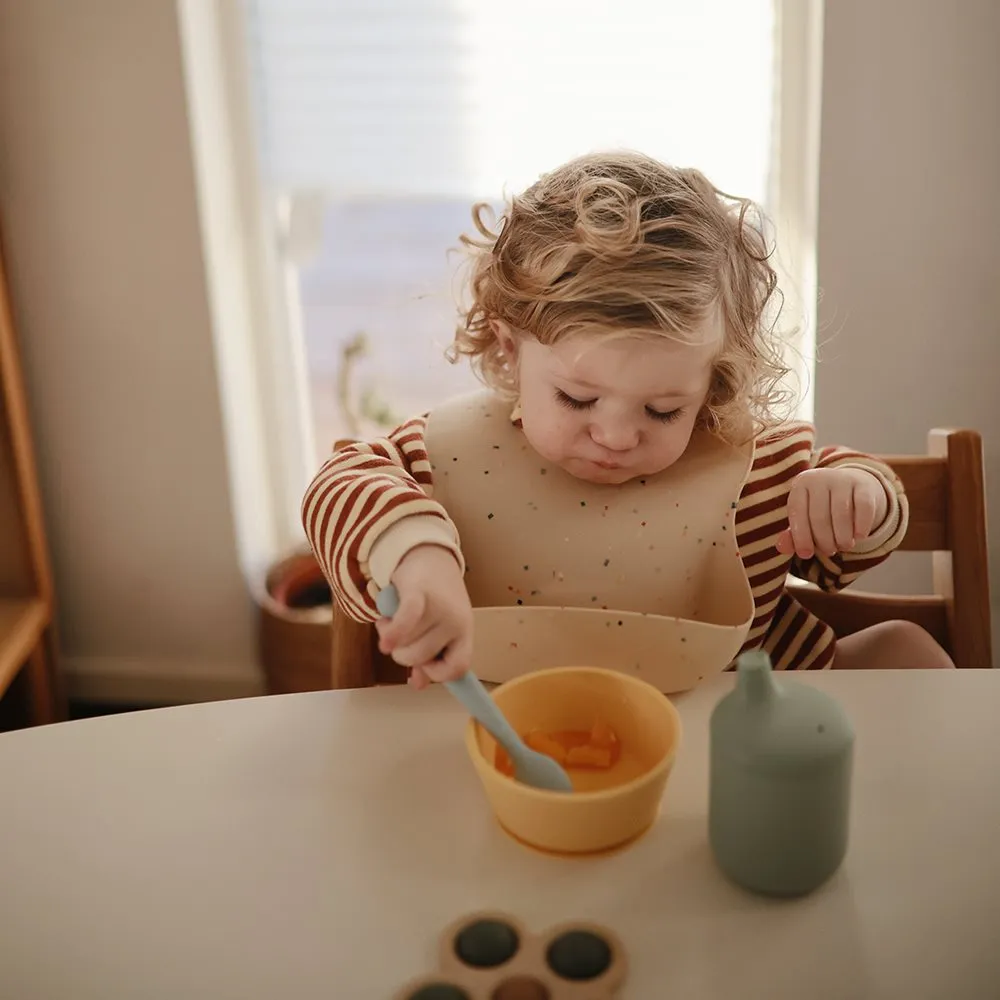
[554,390,684,424]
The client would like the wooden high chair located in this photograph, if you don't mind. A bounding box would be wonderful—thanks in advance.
[329,428,992,687]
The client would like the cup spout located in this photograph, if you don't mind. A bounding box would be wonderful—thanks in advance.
[736,650,778,704]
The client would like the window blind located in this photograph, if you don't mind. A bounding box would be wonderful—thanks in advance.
[242,0,776,203]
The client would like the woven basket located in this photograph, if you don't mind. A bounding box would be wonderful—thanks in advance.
[257,550,332,694]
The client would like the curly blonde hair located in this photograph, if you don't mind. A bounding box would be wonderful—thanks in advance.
[448,150,792,441]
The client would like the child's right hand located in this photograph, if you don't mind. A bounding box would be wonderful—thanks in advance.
[375,544,473,690]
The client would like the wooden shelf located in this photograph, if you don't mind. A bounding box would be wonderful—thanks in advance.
[0,598,47,693]
[0,209,61,725]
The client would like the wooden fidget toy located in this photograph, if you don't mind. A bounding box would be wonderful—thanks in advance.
[393,911,627,999]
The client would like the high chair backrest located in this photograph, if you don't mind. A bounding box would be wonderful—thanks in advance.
[789,428,991,668]
[329,428,992,687]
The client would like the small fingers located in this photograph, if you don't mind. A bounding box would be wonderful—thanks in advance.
[775,527,793,554]
[377,590,426,653]
[852,480,879,539]
[785,484,815,558]
[408,665,431,690]
[830,479,857,552]
[423,633,473,684]
[780,471,883,560]
[808,485,836,557]
[390,624,452,670]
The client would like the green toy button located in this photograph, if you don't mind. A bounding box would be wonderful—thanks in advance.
[454,918,520,969]
[546,930,612,980]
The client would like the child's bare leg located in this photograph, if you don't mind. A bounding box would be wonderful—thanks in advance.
[832,620,955,670]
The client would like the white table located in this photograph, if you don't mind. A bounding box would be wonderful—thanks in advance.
[1,671,998,999]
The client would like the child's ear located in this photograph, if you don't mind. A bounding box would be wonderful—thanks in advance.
[491,320,518,363]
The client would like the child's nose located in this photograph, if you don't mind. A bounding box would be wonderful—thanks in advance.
[590,418,640,452]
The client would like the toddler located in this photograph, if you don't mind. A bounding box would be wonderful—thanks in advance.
[303,152,952,689]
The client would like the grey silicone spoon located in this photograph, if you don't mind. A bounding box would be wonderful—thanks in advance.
[375,584,573,793]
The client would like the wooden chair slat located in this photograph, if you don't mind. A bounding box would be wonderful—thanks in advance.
[789,586,950,648]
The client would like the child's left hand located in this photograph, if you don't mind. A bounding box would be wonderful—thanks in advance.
[776,468,889,559]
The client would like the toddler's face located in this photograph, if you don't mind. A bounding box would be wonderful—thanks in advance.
[508,325,718,485]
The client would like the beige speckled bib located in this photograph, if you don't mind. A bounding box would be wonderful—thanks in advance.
[425,391,754,693]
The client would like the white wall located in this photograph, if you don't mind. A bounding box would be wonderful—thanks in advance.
[815,0,1000,661]
[0,0,995,703]
[0,0,262,701]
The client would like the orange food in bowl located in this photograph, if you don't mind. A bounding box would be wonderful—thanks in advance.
[495,721,621,776]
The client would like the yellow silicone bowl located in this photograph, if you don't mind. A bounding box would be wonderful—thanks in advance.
[464,666,682,854]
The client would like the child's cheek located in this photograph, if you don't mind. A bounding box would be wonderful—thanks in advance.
[551,420,580,459]
[661,426,696,468]
[540,411,578,449]
[521,414,568,464]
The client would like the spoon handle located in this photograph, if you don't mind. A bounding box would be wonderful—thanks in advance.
[375,585,402,619]
[443,673,522,752]
[375,585,522,754]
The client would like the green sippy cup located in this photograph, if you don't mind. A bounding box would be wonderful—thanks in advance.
[709,650,855,896]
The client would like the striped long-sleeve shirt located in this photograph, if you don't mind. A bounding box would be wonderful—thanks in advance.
[302,411,907,671]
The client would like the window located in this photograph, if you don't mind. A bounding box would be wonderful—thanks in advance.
[177,0,822,565]
[241,0,793,453]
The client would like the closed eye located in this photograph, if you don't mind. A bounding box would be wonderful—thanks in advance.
[646,407,684,423]
[555,389,596,411]
[556,389,684,423]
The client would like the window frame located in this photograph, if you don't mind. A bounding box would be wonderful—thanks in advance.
[178,0,317,577]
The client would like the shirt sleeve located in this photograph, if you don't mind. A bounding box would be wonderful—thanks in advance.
[790,445,909,592]
[300,415,464,621]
